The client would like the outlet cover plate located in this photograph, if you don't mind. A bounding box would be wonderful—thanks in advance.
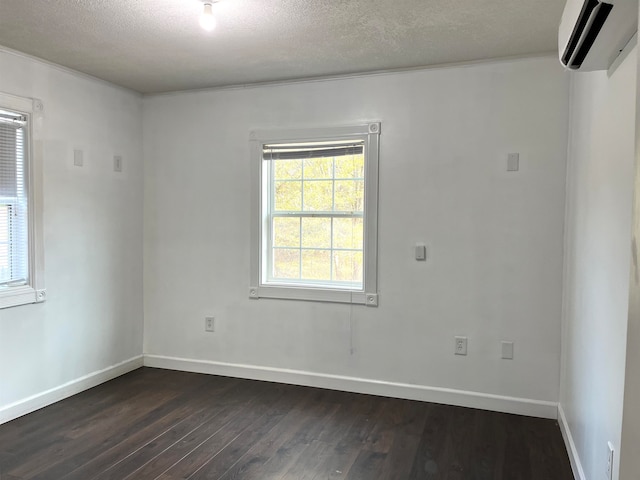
[205,316,215,332]
[455,336,467,356]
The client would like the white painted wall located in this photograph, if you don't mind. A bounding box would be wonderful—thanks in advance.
[143,57,569,409]
[620,26,640,479]
[0,50,144,416]
[560,46,638,480]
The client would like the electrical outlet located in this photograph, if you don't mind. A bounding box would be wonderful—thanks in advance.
[205,316,215,332]
[606,442,614,480]
[455,336,467,355]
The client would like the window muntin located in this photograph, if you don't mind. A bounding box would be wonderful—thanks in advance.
[250,124,380,306]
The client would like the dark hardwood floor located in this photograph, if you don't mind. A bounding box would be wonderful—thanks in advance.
[0,367,574,480]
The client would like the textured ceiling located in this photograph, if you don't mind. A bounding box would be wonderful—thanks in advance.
[0,0,565,93]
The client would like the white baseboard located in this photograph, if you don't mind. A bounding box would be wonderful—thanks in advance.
[143,354,558,419]
[0,355,144,425]
[0,353,559,426]
[558,403,586,480]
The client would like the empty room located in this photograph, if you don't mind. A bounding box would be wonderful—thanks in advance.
[1,0,640,479]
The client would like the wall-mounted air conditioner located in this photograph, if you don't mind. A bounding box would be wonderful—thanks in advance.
[559,0,637,71]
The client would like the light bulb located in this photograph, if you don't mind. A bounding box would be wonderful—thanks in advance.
[199,3,216,31]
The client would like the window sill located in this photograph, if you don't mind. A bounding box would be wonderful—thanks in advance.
[0,285,46,309]
[249,285,378,306]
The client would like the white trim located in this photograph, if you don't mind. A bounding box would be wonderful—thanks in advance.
[251,124,377,142]
[143,354,558,419]
[0,91,33,112]
[0,285,40,309]
[249,286,377,306]
[558,403,586,480]
[145,52,558,97]
[0,355,143,425]
[249,123,380,306]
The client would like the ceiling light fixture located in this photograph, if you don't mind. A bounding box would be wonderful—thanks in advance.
[199,1,218,32]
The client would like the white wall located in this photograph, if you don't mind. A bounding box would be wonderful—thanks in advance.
[143,56,569,412]
[620,27,640,479]
[0,49,144,418]
[560,46,638,480]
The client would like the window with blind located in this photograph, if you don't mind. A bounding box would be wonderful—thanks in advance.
[250,124,380,305]
[0,91,45,309]
[0,108,29,287]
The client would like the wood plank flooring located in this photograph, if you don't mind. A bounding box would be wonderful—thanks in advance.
[0,368,574,479]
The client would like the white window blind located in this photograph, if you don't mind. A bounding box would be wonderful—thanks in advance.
[0,109,29,287]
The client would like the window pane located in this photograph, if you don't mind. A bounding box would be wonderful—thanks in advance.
[335,154,364,179]
[303,157,333,179]
[334,180,364,212]
[333,250,363,283]
[301,250,331,281]
[273,248,300,279]
[274,159,302,180]
[333,217,363,250]
[274,181,302,211]
[302,217,331,248]
[273,217,300,247]
[303,180,333,211]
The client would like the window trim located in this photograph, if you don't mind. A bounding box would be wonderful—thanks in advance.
[0,91,45,309]
[249,123,380,306]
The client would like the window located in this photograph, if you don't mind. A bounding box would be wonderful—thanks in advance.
[0,92,45,309]
[250,124,380,305]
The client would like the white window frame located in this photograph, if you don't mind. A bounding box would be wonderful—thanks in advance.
[0,91,45,309]
[249,123,380,306]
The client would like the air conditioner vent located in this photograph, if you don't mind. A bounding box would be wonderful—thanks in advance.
[558,0,636,72]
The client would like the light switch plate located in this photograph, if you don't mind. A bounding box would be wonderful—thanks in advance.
[507,153,519,171]
[73,149,83,167]
[415,244,426,261]
[501,341,514,359]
